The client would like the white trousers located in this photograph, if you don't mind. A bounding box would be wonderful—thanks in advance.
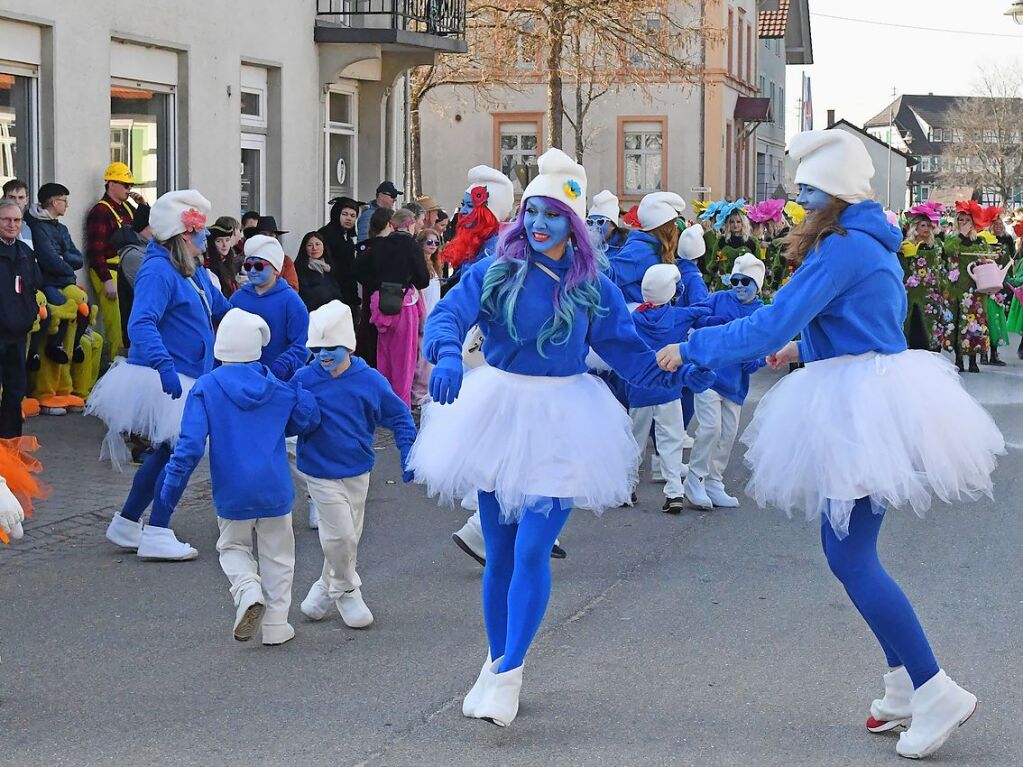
[304,472,371,597]
[629,400,686,498]
[216,514,295,627]
[689,389,742,483]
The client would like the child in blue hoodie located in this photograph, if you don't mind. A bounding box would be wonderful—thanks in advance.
[229,235,310,381]
[628,263,716,513]
[292,300,416,630]
[683,253,766,510]
[160,308,320,646]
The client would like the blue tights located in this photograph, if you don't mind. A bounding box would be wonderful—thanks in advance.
[478,492,572,673]
[821,499,940,689]
[119,443,176,528]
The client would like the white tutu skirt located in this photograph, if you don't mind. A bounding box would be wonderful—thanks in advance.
[407,366,640,523]
[84,360,196,470]
[742,351,1005,538]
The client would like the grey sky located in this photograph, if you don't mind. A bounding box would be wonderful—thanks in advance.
[785,0,1023,139]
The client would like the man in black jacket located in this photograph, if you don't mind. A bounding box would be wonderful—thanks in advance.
[0,199,43,437]
[352,209,430,297]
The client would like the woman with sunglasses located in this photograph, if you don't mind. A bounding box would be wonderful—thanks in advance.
[408,149,697,727]
[585,190,627,261]
[657,130,1002,759]
[91,189,231,561]
[229,236,310,383]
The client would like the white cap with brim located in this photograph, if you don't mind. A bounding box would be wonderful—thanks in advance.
[214,308,271,363]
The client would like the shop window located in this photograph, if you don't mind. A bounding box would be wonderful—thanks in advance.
[0,68,38,190]
[110,82,174,204]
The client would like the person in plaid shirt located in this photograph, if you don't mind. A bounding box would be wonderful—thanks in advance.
[85,162,145,359]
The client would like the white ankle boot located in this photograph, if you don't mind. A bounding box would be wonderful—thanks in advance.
[452,514,486,565]
[683,473,713,510]
[867,666,913,733]
[337,588,374,628]
[136,526,198,561]
[462,655,502,718]
[261,622,296,646]
[896,670,977,759]
[233,590,265,642]
[106,514,143,550]
[300,580,333,621]
[477,664,524,727]
[704,479,739,508]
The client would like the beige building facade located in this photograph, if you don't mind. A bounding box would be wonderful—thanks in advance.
[0,0,464,254]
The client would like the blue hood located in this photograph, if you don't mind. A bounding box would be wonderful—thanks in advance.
[631,305,684,350]
[840,201,903,253]
[211,363,278,410]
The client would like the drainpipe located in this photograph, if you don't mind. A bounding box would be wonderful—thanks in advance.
[699,0,707,190]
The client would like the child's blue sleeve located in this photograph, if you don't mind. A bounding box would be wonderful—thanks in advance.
[286,383,321,437]
[164,388,210,487]
[377,380,418,467]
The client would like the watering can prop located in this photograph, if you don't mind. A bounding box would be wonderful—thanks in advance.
[967,256,1013,294]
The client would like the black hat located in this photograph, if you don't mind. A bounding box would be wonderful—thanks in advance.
[375,181,403,198]
[256,215,288,235]
[209,221,234,238]
[132,204,151,233]
[328,196,365,212]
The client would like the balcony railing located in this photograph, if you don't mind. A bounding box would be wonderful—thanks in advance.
[316,0,467,41]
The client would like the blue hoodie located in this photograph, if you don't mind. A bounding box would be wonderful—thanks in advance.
[627,304,709,407]
[229,280,310,381]
[676,258,709,307]
[127,239,232,379]
[695,291,764,404]
[425,248,681,391]
[164,362,320,520]
[607,230,670,305]
[292,356,417,480]
[681,202,907,370]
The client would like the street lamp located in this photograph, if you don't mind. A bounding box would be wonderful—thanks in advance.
[1006,2,1023,23]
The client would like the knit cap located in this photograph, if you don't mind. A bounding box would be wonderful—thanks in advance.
[214,308,270,363]
[677,223,706,261]
[307,300,356,351]
[466,165,515,222]
[522,148,588,220]
[243,235,286,273]
[637,192,686,231]
[588,190,621,221]
[641,263,681,306]
[790,130,874,204]
[731,253,766,291]
[149,190,211,241]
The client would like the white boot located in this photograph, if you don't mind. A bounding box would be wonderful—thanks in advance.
[307,496,319,529]
[867,666,913,733]
[136,526,198,561]
[261,622,296,646]
[337,588,374,628]
[896,670,977,759]
[683,473,713,510]
[704,479,739,508]
[106,514,143,550]
[233,589,265,642]
[477,664,524,727]
[462,655,503,718]
[300,580,333,621]
[452,514,486,566]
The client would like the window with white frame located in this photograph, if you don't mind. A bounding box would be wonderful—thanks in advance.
[622,120,664,195]
[931,128,943,143]
[0,64,39,191]
[325,86,357,213]
[498,121,539,192]
[240,65,270,214]
[110,81,175,204]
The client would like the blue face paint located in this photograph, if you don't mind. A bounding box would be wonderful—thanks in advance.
[242,258,273,287]
[190,228,210,252]
[460,191,474,218]
[728,274,759,303]
[796,184,833,212]
[524,197,572,255]
[314,346,349,372]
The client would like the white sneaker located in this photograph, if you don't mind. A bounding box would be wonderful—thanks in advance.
[106,514,143,550]
[300,580,333,621]
[683,473,714,510]
[233,590,265,642]
[704,479,739,508]
[452,515,486,565]
[896,671,977,759]
[477,664,524,727]
[867,666,913,733]
[136,526,198,561]
[307,496,319,529]
[337,588,374,628]
[261,622,296,646]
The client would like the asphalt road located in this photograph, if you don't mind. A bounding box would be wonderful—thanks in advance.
[2,352,1021,766]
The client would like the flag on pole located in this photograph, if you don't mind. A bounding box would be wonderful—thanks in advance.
[801,73,813,131]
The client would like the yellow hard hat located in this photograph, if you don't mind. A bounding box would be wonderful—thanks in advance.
[103,162,136,184]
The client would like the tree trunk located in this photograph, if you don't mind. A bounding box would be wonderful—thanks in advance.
[545,14,566,150]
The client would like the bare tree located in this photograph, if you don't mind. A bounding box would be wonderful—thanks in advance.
[937,66,1023,205]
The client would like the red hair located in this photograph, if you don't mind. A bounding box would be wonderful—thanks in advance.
[442,190,502,269]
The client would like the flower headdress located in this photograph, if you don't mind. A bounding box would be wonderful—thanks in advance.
[907,201,944,223]
[714,198,749,230]
[746,199,786,224]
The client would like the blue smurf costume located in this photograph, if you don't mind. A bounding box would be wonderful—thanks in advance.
[657,130,1003,760]
[408,148,700,728]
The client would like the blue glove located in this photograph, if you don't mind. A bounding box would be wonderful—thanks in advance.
[158,476,186,509]
[682,365,717,393]
[694,315,729,329]
[429,354,463,405]
[159,366,183,400]
[741,358,766,375]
